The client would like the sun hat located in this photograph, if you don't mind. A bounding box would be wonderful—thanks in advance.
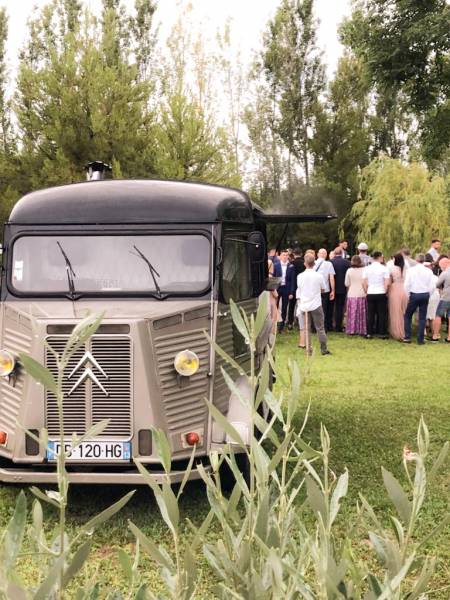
[357,242,368,251]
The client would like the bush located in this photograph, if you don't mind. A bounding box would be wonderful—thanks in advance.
[1,304,448,598]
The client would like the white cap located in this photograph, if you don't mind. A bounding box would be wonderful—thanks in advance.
[357,242,369,251]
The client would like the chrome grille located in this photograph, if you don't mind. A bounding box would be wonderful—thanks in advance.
[45,335,132,437]
[155,329,210,434]
[91,337,132,436]
[46,338,86,436]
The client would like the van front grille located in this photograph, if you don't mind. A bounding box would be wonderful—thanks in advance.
[45,335,132,438]
[154,329,210,434]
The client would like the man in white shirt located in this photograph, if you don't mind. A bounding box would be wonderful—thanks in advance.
[426,239,441,262]
[314,248,335,331]
[296,253,331,355]
[403,253,437,344]
[362,251,390,338]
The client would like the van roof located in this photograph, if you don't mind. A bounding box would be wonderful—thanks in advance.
[8,179,255,225]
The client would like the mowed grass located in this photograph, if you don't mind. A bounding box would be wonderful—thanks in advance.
[1,332,449,597]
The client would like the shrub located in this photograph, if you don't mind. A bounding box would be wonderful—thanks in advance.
[1,303,448,598]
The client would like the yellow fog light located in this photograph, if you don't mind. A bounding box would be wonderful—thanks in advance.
[174,350,199,377]
[0,350,15,377]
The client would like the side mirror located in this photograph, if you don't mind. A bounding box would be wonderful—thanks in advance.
[248,231,266,263]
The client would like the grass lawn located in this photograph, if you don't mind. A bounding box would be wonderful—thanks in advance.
[1,332,449,597]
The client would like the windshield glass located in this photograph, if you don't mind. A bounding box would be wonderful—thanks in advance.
[11,234,211,295]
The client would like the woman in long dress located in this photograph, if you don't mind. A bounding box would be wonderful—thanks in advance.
[425,260,440,340]
[388,253,408,340]
[345,255,367,335]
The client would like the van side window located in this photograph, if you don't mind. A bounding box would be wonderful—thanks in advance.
[221,235,252,303]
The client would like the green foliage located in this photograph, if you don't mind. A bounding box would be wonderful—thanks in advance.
[8,313,134,599]
[243,81,287,207]
[1,309,450,596]
[125,298,450,599]
[313,54,371,222]
[152,7,240,187]
[341,0,450,165]
[261,0,325,186]
[15,0,155,189]
[153,91,239,186]
[350,156,450,255]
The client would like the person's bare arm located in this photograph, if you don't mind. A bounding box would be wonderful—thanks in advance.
[329,273,335,300]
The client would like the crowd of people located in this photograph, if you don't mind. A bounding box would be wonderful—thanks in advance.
[267,239,450,355]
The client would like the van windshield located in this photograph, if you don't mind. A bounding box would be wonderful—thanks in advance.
[11,234,211,296]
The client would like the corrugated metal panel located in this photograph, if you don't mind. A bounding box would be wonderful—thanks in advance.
[154,329,210,434]
[45,335,132,437]
[213,299,256,414]
[0,324,32,432]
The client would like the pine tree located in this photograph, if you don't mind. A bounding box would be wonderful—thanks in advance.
[15,0,156,188]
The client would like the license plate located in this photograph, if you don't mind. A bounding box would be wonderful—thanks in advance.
[47,440,131,461]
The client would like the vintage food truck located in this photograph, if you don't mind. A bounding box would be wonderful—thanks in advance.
[0,168,333,484]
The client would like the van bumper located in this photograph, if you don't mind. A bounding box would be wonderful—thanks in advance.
[0,464,210,485]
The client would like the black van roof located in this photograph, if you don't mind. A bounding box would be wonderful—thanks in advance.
[8,178,336,226]
[8,179,255,225]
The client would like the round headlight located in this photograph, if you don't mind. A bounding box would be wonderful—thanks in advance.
[174,350,200,377]
[0,350,15,377]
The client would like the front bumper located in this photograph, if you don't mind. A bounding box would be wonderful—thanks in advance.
[0,464,210,485]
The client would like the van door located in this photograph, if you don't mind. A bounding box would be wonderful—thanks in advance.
[213,231,257,417]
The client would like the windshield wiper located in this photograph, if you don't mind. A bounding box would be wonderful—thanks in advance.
[131,245,164,299]
[56,241,77,300]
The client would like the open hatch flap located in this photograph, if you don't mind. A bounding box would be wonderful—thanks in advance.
[253,209,337,224]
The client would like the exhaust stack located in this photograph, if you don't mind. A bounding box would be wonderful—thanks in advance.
[85,161,112,181]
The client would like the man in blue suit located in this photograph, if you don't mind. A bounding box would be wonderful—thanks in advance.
[274,249,296,333]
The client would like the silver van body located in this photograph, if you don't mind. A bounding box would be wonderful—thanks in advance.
[0,179,334,484]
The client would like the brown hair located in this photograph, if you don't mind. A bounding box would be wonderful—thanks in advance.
[351,255,363,268]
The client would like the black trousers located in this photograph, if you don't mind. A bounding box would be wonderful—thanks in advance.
[334,293,347,332]
[287,294,297,325]
[277,285,290,330]
[367,293,388,336]
[404,292,429,343]
[321,292,333,332]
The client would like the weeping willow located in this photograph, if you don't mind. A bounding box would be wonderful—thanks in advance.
[351,157,450,256]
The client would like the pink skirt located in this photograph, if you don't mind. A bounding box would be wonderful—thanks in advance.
[346,297,367,335]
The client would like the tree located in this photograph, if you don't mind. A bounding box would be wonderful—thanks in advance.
[130,0,158,82]
[0,7,22,233]
[312,54,371,221]
[350,156,450,256]
[216,20,245,178]
[262,0,325,186]
[14,0,156,188]
[243,81,288,207]
[341,0,450,165]
[152,5,239,186]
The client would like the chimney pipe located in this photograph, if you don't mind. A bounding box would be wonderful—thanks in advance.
[85,161,112,181]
